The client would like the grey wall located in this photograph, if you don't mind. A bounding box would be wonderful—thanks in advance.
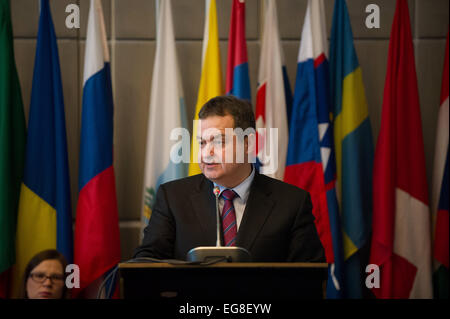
[10,0,449,261]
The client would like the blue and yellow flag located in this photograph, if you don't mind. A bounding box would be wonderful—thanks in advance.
[13,0,73,297]
[329,0,374,298]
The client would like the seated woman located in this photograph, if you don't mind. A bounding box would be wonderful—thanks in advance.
[19,249,69,299]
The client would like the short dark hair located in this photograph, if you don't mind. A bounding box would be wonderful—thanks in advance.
[198,96,256,130]
[19,249,69,299]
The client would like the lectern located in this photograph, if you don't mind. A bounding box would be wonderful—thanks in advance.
[119,262,327,300]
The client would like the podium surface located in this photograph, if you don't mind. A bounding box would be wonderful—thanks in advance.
[119,262,327,300]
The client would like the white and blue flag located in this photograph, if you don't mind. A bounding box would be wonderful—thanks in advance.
[141,0,188,227]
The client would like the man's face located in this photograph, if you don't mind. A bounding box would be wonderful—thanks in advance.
[197,114,250,186]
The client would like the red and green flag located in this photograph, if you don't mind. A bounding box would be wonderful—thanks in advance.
[0,0,26,298]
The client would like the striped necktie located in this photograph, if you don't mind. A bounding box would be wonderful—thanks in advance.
[221,189,237,246]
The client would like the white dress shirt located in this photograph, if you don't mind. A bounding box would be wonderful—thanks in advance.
[213,165,255,231]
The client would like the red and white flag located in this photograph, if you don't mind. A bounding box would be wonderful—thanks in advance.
[255,0,289,180]
[369,0,432,299]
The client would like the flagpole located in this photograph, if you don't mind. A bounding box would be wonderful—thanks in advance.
[111,0,116,93]
[155,0,160,35]
[260,0,267,38]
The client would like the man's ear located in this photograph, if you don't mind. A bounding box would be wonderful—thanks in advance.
[245,133,256,156]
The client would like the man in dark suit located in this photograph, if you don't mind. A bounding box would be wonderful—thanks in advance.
[134,96,325,262]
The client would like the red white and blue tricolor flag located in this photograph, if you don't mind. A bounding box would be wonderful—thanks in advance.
[432,31,449,299]
[74,0,121,298]
[284,0,344,298]
[226,0,250,100]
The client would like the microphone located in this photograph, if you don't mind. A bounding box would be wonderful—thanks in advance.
[186,186,252,262]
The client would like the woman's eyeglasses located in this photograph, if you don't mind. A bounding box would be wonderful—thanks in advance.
[29,272,64,284]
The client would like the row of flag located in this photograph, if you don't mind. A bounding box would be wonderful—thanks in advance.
[0,0,447,300]
[141,0,448,299]
[0,0,120,298]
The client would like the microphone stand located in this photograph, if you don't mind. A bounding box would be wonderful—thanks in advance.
[186,187,251,262]
[214,186,222,247]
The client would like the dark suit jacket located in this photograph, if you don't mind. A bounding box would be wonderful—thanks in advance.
[134,171,325,262]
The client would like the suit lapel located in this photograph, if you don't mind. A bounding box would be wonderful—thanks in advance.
[190,175,217,245]
[236,172,275,251]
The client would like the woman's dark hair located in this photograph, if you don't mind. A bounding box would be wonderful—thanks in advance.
[198,95,256,130]
[19,249,69,299]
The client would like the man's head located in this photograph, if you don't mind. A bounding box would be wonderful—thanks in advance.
[197,96,256,188]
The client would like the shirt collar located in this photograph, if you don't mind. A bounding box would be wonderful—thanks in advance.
[214,165,255,201]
